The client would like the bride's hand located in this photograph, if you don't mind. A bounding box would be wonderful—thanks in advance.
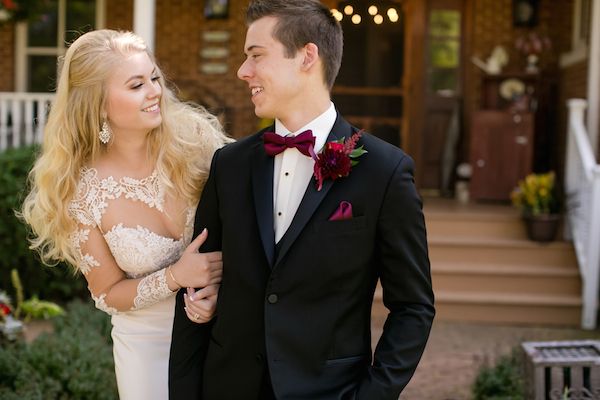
[184,285,219,323]
[171,229,223,288]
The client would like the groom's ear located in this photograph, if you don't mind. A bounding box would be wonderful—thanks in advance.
[300,42,320,71]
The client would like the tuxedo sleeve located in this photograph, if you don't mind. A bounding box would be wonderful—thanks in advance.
[356,154,435,400]
[169,149,223,400]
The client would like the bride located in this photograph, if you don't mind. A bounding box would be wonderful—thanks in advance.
[21,29,232,399]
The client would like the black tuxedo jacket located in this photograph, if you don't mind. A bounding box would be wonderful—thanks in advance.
[169,115,435,400]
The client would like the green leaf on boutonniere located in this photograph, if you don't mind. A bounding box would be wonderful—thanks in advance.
[350,145,367,159]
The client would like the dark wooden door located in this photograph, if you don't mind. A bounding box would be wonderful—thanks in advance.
[469,110,534,200]
[420,0,464,193]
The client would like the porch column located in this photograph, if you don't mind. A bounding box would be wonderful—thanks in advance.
[133,0,156,52]
[587,0,600,153]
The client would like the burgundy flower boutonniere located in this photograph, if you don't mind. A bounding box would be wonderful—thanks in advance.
[309,130,368,191]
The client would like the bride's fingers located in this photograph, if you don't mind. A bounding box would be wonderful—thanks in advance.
[185,229,208,253]
[185,302,213,322]
[184,306,208,323]
[204,251,222,262]
[191,285,219,300]
[184,295,211,322]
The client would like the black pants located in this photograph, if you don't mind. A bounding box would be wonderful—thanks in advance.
[259,368,276,400]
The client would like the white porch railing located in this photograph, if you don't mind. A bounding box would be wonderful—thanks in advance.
[0,92,55,151]
[565,99,600,329]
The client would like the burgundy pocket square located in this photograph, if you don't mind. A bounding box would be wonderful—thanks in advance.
[329,201,353,221]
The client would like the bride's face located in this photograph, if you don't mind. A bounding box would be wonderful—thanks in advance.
[104,51,163,138]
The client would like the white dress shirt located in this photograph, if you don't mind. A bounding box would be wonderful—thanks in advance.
[273,102,337,243]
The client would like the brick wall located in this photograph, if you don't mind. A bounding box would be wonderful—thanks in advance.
[0,23,15,92]
[105,0,134,31]
[155,0,257,139]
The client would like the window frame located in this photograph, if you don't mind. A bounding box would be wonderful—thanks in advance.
[14,0,105,92]
[560,0,592,67]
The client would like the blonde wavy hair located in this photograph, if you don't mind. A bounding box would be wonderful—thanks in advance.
[21,29,232,268]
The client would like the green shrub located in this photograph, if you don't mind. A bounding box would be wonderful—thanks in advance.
[0,146,87,303]
[0,299,116,399]
[472,349,525,400]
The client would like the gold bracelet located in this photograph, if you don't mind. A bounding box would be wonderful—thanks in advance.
[167,265,183,289]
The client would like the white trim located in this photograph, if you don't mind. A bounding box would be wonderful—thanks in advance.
[560,0,590,68]
[560,45,588,68]
[96,0,106,29]
[14,23,27,92]
[23,47,62,55]
[133,0,156,52]
[587,0,600,153]
[57,0,66,52]
[573,0,585,49]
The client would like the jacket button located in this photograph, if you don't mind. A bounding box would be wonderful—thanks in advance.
[267,294,278,304]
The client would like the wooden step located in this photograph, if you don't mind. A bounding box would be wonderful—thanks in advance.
[428,236,577,269]
[432,263,582,296]
[372,288,581,325]
[407,198,584,327]
[432,291,582,326]
[425,209,528,240]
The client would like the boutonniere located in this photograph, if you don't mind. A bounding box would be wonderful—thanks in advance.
[309,130,367,191]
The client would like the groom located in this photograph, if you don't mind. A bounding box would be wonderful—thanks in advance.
[169,0,434,398]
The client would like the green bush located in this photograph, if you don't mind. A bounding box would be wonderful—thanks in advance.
[472,349,525,400]
[0,146,87,303]
[0,299,116,399]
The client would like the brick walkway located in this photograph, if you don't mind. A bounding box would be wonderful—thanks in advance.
[371,302,600,400]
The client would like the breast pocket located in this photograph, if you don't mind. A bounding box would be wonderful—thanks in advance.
[312,215,367,236]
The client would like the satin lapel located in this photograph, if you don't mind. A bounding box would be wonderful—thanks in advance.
[251,136,275,267]
[274,115,354,266]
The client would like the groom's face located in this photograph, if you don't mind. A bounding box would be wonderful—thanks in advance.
[238,16,305,122]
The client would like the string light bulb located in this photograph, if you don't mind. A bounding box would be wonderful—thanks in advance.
[331,9,343,21]
[368,5,378,16]
[374,14,383,24]
[344,5,354,15]
[351,14,361,24]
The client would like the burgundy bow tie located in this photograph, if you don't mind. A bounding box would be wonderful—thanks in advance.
[263,130,316,157]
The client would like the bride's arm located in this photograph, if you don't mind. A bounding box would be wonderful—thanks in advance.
[73,224,221,314]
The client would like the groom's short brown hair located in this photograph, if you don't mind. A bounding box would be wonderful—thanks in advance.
[246,0,343,90]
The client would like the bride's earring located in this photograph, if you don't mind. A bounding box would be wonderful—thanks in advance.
[99,120,112,144]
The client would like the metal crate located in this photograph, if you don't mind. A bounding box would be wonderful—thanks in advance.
[522,340,600,400]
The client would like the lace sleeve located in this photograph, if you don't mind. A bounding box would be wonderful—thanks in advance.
[71,222,122,315]
[132,268,174,310]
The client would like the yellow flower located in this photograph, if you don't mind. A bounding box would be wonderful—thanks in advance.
[511,171,558,215]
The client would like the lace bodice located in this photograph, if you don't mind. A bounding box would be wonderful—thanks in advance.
[68,167,195,314]
[104,224,186,279]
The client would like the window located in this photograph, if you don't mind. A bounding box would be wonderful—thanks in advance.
[15,0,105,92]
[428,9,461,95]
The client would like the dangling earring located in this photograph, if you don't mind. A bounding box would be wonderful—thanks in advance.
[99,120,112,144]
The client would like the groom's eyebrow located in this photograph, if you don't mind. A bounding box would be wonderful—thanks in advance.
[245,45,265,54]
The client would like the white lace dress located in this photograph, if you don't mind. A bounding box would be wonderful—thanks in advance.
[68,167,194,400]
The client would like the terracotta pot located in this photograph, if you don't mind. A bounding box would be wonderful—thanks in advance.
[524,214,560,242]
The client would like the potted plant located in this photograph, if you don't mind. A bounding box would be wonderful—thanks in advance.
[510,171,560,242]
